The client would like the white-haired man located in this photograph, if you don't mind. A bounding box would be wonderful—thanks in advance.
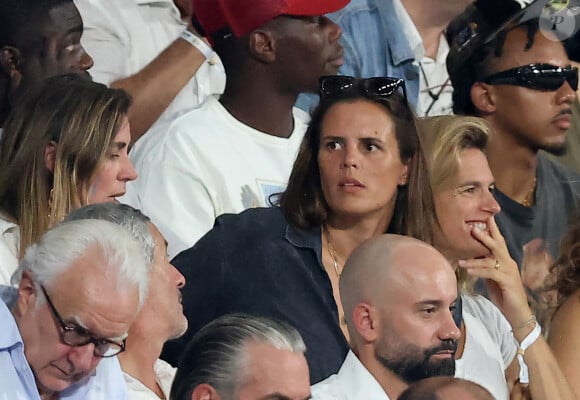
[0,219,149,399]
[66,203,188,399]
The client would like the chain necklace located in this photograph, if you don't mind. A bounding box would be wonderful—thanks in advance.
[323,226,344,277]
[520,177,537,207]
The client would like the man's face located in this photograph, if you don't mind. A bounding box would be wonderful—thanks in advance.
[137,223,187,340]
[235,342,311,400]
[15,1,93,96]
[482,28,576,154]
[374,247,461,384]
[14,247,139,396]
[269,15,344,94]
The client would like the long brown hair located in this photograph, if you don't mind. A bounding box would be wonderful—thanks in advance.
[0,74,131,257]
[550,213,580,308]
[278,88,437,243]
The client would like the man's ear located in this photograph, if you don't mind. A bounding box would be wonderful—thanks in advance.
[353,302,379,343]
[248,29,276,63]
[15,270,38,316]
[471,82,496,115]
[44,140,57,173]
[191,384,222,400]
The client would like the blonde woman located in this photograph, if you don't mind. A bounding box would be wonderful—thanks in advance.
[0,74,137,283]
[419,115,575,400]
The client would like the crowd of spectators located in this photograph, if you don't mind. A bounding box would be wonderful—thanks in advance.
[1,0,580,399]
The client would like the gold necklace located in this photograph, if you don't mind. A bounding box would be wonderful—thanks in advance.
[520,177,537,207]
[323,226,344,277]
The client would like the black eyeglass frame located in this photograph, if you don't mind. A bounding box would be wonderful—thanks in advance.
[40,285,126,358]
[319,75,408,101]
[483,63,579,92]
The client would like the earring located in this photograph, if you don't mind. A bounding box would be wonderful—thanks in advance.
[47,188,54,219]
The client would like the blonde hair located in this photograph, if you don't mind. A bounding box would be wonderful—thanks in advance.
[418,115,491,287]
[0,75,131,257]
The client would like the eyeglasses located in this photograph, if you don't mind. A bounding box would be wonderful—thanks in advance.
[40,285,126,358]
[319,75,407,100]
[483,63,579,91]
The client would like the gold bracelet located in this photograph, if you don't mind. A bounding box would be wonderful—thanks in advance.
[512,315,537,332]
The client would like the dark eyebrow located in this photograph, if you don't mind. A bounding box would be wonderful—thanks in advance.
[110,141,128,151]
[66,23,83,35]
[257,394,311,400]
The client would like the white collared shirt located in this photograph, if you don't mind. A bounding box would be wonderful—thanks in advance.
[123,359,176,400]
[312,351,391,400]
[392,0,453,116]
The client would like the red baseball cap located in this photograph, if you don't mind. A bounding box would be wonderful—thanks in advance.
[193,0,350,44]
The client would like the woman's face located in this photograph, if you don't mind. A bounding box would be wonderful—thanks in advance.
[318,99,408,221]
[86,118,137,204]
[433,148,501,261]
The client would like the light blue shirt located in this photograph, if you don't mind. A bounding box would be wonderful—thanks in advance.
[297,0,419,112]
[0,285,128,400]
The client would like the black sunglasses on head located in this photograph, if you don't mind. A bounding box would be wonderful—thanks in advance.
[319,75,407,100]
[483,63,579,91]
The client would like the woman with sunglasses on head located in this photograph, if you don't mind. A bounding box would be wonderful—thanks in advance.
[0,74,137,284]
[418,115,576,400]
[166,75,437,384]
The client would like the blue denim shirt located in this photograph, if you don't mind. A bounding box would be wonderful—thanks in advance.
[0,285,128,400]
[164,207,349,384]
[297,0,420,112]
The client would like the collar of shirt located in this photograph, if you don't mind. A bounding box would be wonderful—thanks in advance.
[0,294,21,350]
[313,351,391,400]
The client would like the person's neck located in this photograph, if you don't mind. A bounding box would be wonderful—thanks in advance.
[356,348,408,399]
[219,80,298,139]
[401,0,467,59]
[485,120,538,202]
[324,212,392,261]
[118,333,166,399]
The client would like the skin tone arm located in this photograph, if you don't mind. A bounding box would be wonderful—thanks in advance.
[548,290,580,399]
[458,217,576,400]
[110,24,210,141]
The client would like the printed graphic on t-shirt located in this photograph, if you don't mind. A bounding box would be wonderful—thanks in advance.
[258,180,286,207]
[240,181,286,209]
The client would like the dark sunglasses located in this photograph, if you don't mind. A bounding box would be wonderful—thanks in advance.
[319,75,407,100]
[483,63,579,91]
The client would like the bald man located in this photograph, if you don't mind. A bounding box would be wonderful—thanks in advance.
[312,235,461,400]
[397,377,494,400]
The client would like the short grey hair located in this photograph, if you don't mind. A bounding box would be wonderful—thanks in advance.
[11,219,149,308]
[64,203,155,270]
[170,314,306,400]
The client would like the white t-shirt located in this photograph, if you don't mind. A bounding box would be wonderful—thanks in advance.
[123,359,175,400]
[457,294,518,400]
[393,0,453,117]
[121,96,309,258]
[74,0,226,133]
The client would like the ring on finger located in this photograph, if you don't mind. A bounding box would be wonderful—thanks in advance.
[494,259,500,270]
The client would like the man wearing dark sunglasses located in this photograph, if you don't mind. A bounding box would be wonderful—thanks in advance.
[446,0,580,326]
[0,219,150,399]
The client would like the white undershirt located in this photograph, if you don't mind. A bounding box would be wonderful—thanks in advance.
[393,0,454,116]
